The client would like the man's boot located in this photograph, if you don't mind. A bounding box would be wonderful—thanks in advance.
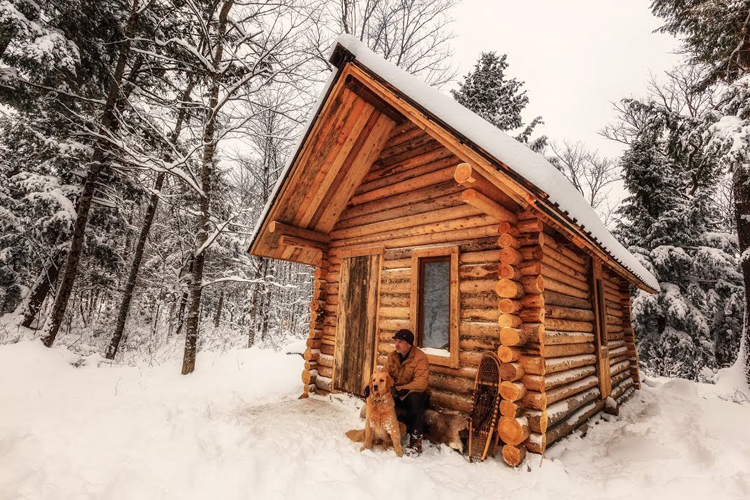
[408,432,423,455]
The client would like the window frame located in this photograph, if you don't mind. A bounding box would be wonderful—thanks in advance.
[410,246,460,368]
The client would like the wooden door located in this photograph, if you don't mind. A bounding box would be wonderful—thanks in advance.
[333,254,381,394]
[591,260,612,398]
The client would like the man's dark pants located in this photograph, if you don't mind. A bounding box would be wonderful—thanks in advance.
[394,391,429,439]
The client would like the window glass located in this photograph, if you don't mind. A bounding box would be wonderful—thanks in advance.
[421,259,450,350]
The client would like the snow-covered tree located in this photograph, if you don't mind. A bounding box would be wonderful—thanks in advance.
[609,74,745,379]
[650,0,750,386]
[451,52,547,152]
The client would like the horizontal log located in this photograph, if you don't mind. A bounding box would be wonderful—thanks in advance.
[544,305,595,321]
[460,263,499,279]
[520,353,597,375]
[460,249,501,264]
[545,317,594,333]
[498,313,522,328]
[378,306,410,319]
[543,235,587,265]
[502,444,527,467]
[525,432,546,454]
[429,373,475,394]
[320,344,335,356]
[498,221,519,237]
[519,308,545,323]
[542,245,588,275]
[610,360,631,377]
[314,375,333,393]
[519,232,545,247]
[459,338,497,351]
[461,308,500,322]
[520,293,544,309]
[497,346,522,363]
[500,327,526,347]
[461,292,498,309]
[430,388,474,414]
[498,298,522,314]
[544,375,599,406]
[379,294,408,308]
[521,390,547,411]
[521,365,596,392]
[303,348,320,362]
[330,204,480,240]
[270,221,331,244]
[430,364,478,380]
[302,369,316,385]
[349,165,457,206]
[460,321,500,339]
[381,268,409,281]
[500,381,527,402]
[520,246,544,261]
[496,279,525,299]
[517,218,543,233]
[460,279,498,294]
[522,275,544,294]
[280,235,328,252]
[317,354,334,368]
[545,400,605,448]
[462,188,517,223]
[500,247,524,266]
[500,399,524,418]
[498,416,530,446]
[542,263,589,293]
[499,263,521,280]
[540,386,600,434]
[317,365,333,378]
[543,330,595,345]
[379,318,410,331]
[459,350,484,367]
[544,277,590,299]
[543,290,591,309]
[499,362,525,382]
[498,233,521,249]
[541,342,596,358]
[380,281,410,294]
[453,162,518,212]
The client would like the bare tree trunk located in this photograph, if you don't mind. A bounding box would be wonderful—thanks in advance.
[20,250,64,328]
[106,79,195,360]
[181,0,234,375]
[733,165,750,386]
[41,0,142,348]
[213,290,223,328]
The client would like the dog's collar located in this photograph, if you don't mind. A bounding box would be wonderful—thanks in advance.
[370,394,392,404]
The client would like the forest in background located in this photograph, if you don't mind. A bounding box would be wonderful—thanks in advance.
[0,0,747,383]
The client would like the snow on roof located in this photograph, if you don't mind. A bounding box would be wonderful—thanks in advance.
[332,34,659,291]
[249,34,658,291]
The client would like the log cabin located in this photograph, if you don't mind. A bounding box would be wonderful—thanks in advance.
[247,35,659,465]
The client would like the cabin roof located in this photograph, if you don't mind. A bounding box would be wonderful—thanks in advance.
[248,34,659,293]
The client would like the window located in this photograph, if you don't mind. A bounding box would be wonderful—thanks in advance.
[410,246,459,367]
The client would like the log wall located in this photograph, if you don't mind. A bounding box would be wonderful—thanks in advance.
[298,122,642,464]
[318,123,520,414]
[518,226,603,457]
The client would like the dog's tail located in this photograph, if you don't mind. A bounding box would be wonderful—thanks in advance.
[345,429,365,442]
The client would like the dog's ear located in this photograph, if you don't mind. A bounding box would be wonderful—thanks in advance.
[386,373,395,389]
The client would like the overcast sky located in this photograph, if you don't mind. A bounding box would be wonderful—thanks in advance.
[449,0,681,158]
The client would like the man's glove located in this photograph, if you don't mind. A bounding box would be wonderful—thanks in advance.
[391,387,409,399]
[362,385,370,399]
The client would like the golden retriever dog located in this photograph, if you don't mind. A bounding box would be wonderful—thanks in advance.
[345,370,406,457]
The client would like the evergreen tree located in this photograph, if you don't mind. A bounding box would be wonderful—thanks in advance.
[451,52,547,152]
[650,0,750,386]
[613,94,744,380]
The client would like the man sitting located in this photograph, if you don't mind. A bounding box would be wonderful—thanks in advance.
[387,329,430,453]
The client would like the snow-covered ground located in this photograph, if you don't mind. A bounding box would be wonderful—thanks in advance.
[1,341,748,500]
